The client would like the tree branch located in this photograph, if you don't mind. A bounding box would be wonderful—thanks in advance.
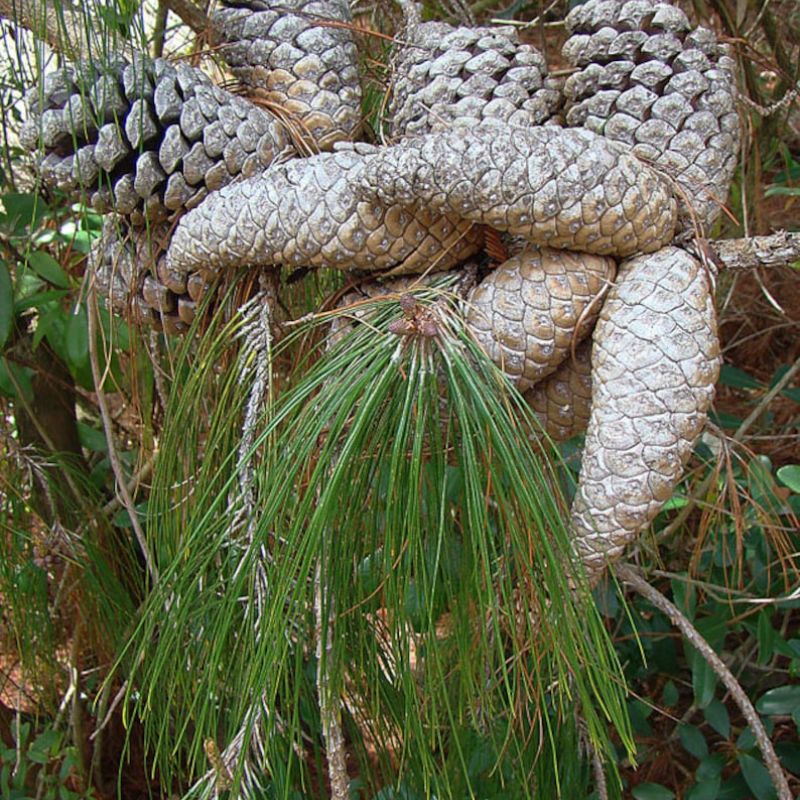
[0,0,92,59]
[163,0,209,36]
[703,231,800,271]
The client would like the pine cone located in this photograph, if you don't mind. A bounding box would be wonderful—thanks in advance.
[91,217,210,335]
[466,248,615,392]
[21,55,294,225]
[387,18,561,139]
[523,341,593,442]
[166,148,484,279]
[211,0,362,148]
[562,0,739,231]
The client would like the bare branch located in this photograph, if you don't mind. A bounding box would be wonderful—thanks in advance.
[163,0,209,35]
[0,0,92,59]
[705,231,800,272]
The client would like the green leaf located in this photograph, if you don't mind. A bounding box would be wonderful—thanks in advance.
[756,685,800,716]
[0,192,50,235]
[14,288,70,315]
[661,680,679,707]
[697,754,725,781]
[704,698,731,739]
[679,724,708,760]
[66,305,89,372]
[686,777,721,800]
[719,364,762,390]
[0,358,33,400]
[737,753,777,800]
[78,422,108,454]
[632,783,675,800]
[776,742,800,776]
[776,465,800,494]
[26,251,69,289]
[0,260,12,350]
[691,657,718,709]
[756,610,777,665]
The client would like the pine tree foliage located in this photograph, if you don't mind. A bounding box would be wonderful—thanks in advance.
[119,280,634,797]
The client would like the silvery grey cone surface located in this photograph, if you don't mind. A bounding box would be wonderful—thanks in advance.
[562,0,740,233]
[22,56,294,225]
[386,16,562,137]
[24,0,738,582]
[211,0,362,147]
[570,246,720,583]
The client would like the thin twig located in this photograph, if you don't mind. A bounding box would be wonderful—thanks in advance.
[315,562,350,800]
[616,564,793,800]
[87,288,158,583]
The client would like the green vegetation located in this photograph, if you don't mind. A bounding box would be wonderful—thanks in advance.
[0,1,798,798]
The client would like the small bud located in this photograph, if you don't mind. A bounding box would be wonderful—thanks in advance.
[399,293,417,317]
[420,319,438,337]
[388,318,415,336]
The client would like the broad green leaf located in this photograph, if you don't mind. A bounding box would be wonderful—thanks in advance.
[737,753,777,800]
[719,364,762,390]
[661,680,679,707]
[691,658,718,709]
[757,685,800,716]
[757,610,777,665]
[678,724,708,760]
[0,260,12,348]
[0,192,50,235]
[776,742,800,776]
[697,754,725,781]
[78,422,109,454]
[686,777,721,800]
[632,783,675,800]
[14,288,70,314]
[704,698,731,739]
[660,494,689,511]
[776,465,800,493]
[26,251,69,288]
[0,358,32,400]
[66,305,89,372]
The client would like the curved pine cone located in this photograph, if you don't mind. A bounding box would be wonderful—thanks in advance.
[91,218,208,335]
[21,56,294,225]
[524,341,594,442]
[211,0,362,148]
[387,17,561,139]
[166,149,484,278]
[355,123,677,257]
[570,246,720,583]
[466,248,615,392]
[562,0,740,231]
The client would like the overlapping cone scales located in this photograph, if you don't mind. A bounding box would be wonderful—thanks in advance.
[356,124,676,257]
[387,20,561,138]
[91,218,208,336]
[211,0,362,147]
[524,341,594,442]
[21,56,294,224]
[562,0,739,230]
[166,150,483,278]
[570,246,720,583]
[466,248,615,391]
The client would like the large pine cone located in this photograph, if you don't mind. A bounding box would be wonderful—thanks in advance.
[211,0,362,148]
[387,17,562,139]
[562,0,740,231]
[21,56,294,225]
[90,218,208,335]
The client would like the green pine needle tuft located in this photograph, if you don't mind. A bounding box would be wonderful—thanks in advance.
[122,281,632,799]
